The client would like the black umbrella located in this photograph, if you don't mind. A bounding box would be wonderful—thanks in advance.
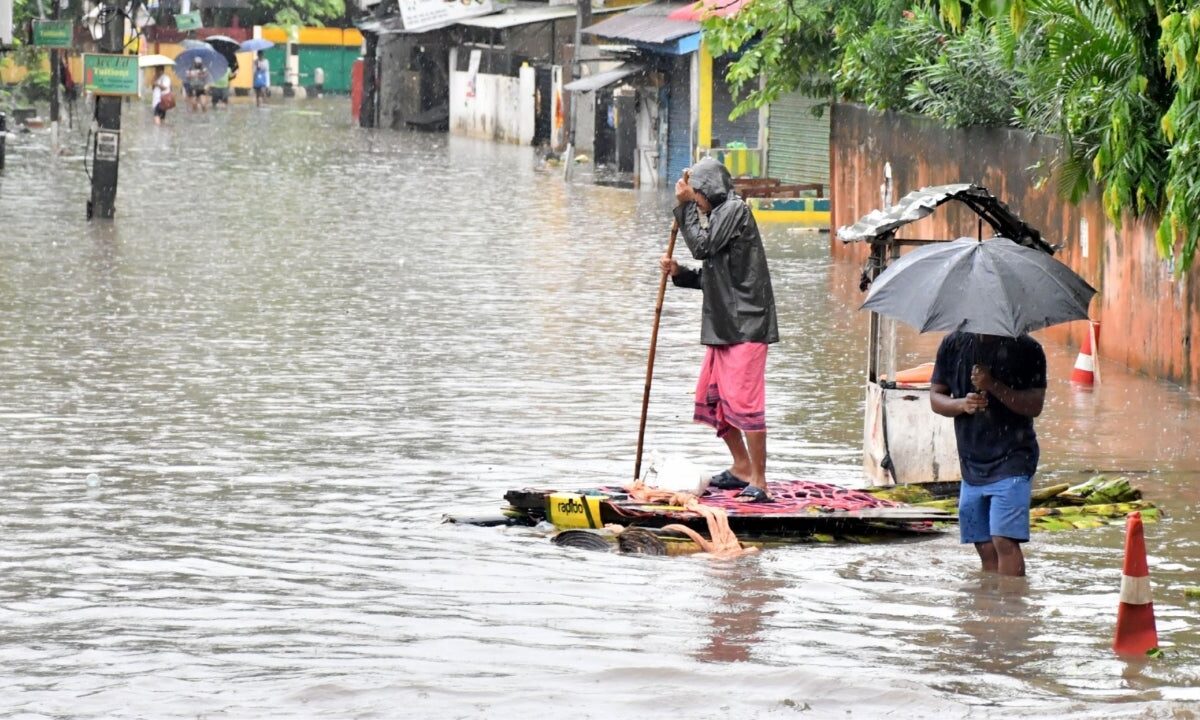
[204,35,242,78]
[860,237,1095,337]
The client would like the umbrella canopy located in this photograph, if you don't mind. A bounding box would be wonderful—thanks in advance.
[181,39,212,49]
[174,47,229,82]
[204,35,242,48]
[202,35,241,76]
[138,54,175,68]
[860,237,1096,338]
[239,38,275,52]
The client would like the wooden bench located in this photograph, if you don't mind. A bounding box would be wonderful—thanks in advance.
[737,181,825,199]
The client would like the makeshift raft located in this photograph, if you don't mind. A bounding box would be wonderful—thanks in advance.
[450,474,1161,553]
[497,479,956,542]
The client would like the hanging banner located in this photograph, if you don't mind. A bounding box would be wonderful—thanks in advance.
[175,11,202,32]
[398,0,495,33]
[83,53,140,96]
[465,49,480,99]
[33,19,74,48]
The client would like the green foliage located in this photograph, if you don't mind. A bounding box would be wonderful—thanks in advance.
[1158,7,1200,272]
[702,0,883,119]
[837,5,944,112]
[251,0,346,27]
[905,18,1020,126]
[703,0,1200,273]
[1020,0,1166,220]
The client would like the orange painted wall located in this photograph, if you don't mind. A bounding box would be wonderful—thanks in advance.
[830,104,1200,389]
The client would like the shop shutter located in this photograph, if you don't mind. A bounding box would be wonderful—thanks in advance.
[710,57,758,148]
[666,58,691,185]
[766,92,829,188]
[263,47,286,86]
[299,47,345,92]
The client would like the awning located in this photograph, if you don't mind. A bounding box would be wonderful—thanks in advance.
[457,4,579,29]
[564,63,644,92]
[358,14,462,35]
[583,2,700,45]
[667,0,751,21]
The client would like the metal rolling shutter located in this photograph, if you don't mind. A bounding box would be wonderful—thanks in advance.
[666,59,691,185]
[710,57,758,148]
[766,92,829,187]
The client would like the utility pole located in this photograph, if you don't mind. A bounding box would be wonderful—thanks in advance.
[360,31,377,128]
[49,0,60,149]
[564,0,590,180]
[0,0,10,172]
[88,3,123,220]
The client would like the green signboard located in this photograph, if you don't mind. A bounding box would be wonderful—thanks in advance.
[175,11,202,32]
[83,54,140,97]
[33,19,73,48]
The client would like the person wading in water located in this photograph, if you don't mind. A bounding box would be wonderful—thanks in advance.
[659,157,780,502]
[930,332,1046,576]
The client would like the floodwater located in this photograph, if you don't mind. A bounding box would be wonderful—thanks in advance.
[0,98,1197,719]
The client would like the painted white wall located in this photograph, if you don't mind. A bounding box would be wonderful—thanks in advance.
[450,69,534,145]
[0,0,13,46]
[518,64,535,145]
[635,86,660,188]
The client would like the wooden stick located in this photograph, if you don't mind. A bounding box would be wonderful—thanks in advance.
[634,219,681,482]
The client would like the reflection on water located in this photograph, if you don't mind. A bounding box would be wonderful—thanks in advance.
[0,99,1197,718]
[695,562,786,664]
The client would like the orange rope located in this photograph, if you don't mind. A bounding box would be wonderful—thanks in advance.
[625,482,756,559]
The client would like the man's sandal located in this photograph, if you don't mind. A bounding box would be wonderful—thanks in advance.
[733,485,774,503]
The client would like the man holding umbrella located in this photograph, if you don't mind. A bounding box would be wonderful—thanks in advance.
[850,191,1095,578]
[930,332,1046,577]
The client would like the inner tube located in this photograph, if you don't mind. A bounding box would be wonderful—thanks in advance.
[552,530,612,552]
[618,527,668,556]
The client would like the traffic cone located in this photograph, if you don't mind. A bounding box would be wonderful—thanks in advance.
[1070,320,1101,386]
[1113,511,1158,656]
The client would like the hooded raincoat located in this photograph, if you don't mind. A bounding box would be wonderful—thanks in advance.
[671,158,780,346]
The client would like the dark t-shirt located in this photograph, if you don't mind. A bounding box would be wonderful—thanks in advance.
[930,332,1046,486]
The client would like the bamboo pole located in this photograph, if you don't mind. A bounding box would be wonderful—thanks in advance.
[634,219,681,482]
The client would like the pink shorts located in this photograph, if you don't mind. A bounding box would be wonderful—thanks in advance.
[693,342,768,437]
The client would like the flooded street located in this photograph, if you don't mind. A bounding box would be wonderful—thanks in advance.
[1,99,1197,718]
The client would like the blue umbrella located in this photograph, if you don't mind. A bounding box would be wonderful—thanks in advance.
[240,38,275,52]
[180,39,212,50]
[174,47,229,81]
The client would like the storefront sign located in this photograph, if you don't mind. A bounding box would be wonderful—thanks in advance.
[83,54,140,96]
[398,0,495,33]
[175,11,202,32]
[33,19,73,48]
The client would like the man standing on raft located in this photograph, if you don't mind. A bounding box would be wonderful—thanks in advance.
[659,158,780,502]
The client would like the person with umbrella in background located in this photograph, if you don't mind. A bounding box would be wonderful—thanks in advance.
[208,69,231,109]
[185,56,211,113]
[253,51,270,107]
[150,65,173,125]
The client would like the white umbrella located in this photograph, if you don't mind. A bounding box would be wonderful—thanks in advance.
[138,54,175,68]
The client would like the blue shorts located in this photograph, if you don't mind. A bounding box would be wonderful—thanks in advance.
[959,476,1031,544]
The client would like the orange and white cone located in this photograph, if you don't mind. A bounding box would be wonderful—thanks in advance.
[1070,320,1101,386]
[1113,511,1158,656]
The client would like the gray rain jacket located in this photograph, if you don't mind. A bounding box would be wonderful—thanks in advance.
[671,158,780,346]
